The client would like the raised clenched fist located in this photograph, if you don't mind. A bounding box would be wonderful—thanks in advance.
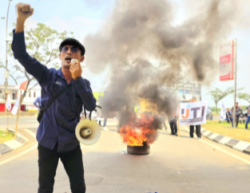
[16,3,34,22]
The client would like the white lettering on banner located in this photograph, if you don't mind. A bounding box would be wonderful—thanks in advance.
[179,101,208,126]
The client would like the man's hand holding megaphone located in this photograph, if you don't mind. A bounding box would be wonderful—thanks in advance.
[70,59,83,80]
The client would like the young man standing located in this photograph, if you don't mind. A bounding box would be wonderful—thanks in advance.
[189,97,201,139]
[245,105,250,129]
[226,108,233,123]
[231,102,242,128]
[12,3,96,193]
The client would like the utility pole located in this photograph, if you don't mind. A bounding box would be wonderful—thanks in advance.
[4,0,12,98]
[233,39,237,128]
[2,0,12,130]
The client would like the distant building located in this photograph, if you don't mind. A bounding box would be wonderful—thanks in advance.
[0,84,41,112]
[172,81,202,102]
[0,84,105,112]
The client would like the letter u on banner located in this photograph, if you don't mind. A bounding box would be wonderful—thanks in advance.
[181,109,189,119]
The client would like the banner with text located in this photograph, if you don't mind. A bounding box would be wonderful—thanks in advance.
[179,101,208,126]
[219,40,235,81]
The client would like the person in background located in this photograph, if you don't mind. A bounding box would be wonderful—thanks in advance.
[189,97,201,139]
[102,117,108,131]
[226,108,233,123]
[160,112,168,130]
[95,103,109,130]
[33,96,42,108]
[231,102,242,128]
[169,114,177,135]
[245,105,250,129]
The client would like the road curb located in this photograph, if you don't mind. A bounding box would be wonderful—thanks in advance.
[0,129,29,155]
[200,127,250,155]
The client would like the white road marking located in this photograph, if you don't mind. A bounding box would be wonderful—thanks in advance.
[24,129,36,138]
[0,144,37,166]
[4,140,22,149]
[183,126,250,165]
[0,129,37,166]
[24,120,37,122]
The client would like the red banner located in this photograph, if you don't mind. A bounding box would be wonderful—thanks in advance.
[219,40,235,81]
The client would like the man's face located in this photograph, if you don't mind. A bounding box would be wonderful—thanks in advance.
[236,103,238,107]
[59,45,84,68]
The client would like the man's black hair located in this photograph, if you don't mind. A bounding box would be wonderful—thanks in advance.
[59,38,85,56]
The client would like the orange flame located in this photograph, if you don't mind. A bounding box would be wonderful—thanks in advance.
[119,113,158,146]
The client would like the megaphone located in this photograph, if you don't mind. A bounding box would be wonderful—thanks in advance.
[75,119,101,145]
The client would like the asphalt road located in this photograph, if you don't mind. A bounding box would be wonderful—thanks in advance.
[0,118,250,193]
[0,116,39,130]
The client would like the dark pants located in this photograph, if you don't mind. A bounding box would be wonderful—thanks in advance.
[232,116,239,127]
[226,117,233,123]
[38,144,85,193]
[190,125,201,138]
[245,116,250,129]
[102,118,107,127]
[170,119,177,134]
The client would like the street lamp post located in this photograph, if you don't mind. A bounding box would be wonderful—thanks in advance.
[4,0,12,99]
[1,0,12,130]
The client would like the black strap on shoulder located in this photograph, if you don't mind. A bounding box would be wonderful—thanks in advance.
[44,84,72,110]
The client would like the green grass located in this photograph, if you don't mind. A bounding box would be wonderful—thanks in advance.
[202,120,250,142]
[205,120,246,128]
[0,130,15,144]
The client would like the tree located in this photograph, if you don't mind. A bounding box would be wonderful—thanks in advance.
[207,87,240,113]
[238,93,250,104]
[0,23,74,104]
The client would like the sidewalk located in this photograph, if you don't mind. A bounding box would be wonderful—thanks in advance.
[0,129,29,155]
[200,127,250,155]
[0,112,37,117]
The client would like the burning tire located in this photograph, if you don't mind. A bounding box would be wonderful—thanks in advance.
[127,142,150,155]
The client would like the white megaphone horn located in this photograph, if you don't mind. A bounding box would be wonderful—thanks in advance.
[75,119,101,145]
[75,106,102,145]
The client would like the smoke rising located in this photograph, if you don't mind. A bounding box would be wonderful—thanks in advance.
[84,0,237,124]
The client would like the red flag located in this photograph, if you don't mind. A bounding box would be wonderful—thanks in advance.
[19,80,28,90]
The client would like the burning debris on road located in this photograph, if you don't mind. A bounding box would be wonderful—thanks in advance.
[118,102,163,155]
[119,113,161,146]
[83,0,242,152]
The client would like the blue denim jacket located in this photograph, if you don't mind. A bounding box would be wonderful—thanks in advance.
[12,30,96,152]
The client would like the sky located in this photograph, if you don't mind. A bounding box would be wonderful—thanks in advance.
[0,0,249,108]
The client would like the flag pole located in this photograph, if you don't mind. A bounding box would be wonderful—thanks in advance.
[233,39,237,128]
[14,90,22,138]
[177,103,180,137]
[7,93,9,130]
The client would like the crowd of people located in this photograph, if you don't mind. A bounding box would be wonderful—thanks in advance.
[225,102,250,129]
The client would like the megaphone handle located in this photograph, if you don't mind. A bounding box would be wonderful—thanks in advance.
[89,111,92,121]
[82,105,101,121]
[84,107,87,119]
[82,105,92,120]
